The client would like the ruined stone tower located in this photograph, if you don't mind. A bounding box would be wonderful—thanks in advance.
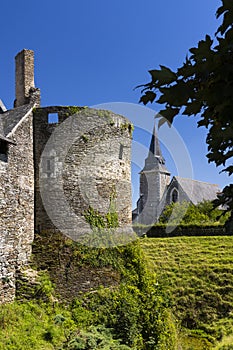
[134,123,170,225]
[0,50,132,303]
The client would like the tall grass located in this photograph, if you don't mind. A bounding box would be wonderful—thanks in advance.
[140,236,233,349]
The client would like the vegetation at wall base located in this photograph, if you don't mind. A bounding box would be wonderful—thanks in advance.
[2,233,233,349]
[0,238,177,350]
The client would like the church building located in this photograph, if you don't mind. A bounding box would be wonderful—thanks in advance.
[133,123,221,225]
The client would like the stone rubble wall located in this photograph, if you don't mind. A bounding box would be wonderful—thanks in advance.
[0,104,132,303]
[0,111,34,303]
[34,107,132,240]
[15,49,35,107]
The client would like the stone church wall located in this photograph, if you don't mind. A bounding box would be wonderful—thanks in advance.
[165,178,190,206]
[137,168,170,225]
[0,111,34,303]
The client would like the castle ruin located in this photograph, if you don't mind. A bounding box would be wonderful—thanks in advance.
[0,49,132,303]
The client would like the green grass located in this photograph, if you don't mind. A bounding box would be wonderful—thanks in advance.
[140,236,233,349]
[0,240,177,350]
[0,302,67,350]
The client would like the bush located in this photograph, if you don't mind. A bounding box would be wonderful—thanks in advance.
[61,325,131,350]
[83,274,177,349]
[159,200,230,225]
[1,240,178,350]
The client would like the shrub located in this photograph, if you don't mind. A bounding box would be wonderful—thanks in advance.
[159,200,230,225]
[61,325,131,349]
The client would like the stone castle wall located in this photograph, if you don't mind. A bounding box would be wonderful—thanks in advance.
[0,110,34,303]
[0,49,133,302]
[34,106,132,243]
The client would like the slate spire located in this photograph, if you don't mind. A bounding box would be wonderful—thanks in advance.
[142,121,167,171]
[148,123,163,159]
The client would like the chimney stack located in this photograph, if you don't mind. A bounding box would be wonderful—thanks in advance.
[15,49,40,107]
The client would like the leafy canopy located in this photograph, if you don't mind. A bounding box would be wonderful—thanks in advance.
[138,0,233,216]
[159,200,230,225]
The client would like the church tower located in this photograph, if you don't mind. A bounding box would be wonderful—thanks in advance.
[135,122,170,225]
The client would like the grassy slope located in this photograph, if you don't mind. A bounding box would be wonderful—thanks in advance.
[0,240,176,350]
[140,236,233,350]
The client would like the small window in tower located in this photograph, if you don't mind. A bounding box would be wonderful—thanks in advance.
[119,144,124,160]
[48,113,59,124]
[45,157,55,178]
[47,159,51,171]
[171,188,178,203]
[0,140,8,162]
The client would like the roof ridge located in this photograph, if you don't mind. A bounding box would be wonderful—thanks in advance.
[174,176,219,187]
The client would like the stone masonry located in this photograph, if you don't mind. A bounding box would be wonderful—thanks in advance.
[0,105,34,303]
[0,50,132,303]
[34,106,132,241]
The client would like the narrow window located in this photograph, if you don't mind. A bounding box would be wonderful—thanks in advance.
[119,144,124,160]
[0,140,8,162]
[43,157,55,178]
[48,113,59,124]
[47,159,51,171]
[171,188,178,203]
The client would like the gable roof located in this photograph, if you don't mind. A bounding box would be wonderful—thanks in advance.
[0,134,16,144]
[0,107,16,144]
[0,99,7,114]
[0,104,33,137]
[174,176,220,204]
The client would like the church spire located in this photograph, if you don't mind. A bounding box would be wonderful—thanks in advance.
[148,123,163,158]
[142,121,168,171]
[136,121,171,225]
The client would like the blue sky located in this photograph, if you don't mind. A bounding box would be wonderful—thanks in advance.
[1,0,230,207]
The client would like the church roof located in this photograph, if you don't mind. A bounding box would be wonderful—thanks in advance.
[174,176,221,204]
[149,124,163,158]
[142,122,170,174]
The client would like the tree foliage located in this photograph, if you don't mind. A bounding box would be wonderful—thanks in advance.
[138,0,233,218]
[159,200,229,225]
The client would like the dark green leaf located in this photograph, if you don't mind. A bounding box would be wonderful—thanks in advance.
[189,36,213,61]
[149,65,176,85]
[216,5,226,19]
[158,107,180,124]
[139,91,156,105]
[183,101,202,116]
[158,81,192,106]
[221,165,233,175]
